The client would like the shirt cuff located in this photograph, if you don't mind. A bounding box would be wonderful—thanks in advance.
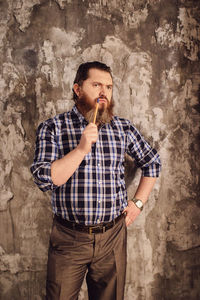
[141,163,161,177]
[31,162,59,191]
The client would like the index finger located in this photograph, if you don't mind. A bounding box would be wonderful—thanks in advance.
[86,123,98,129]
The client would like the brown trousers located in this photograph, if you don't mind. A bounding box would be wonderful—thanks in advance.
[46,216,127,300]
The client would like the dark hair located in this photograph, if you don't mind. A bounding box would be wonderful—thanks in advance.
[73,61,112,102]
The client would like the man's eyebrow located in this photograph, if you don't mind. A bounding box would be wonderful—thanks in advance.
[92,81,113,87]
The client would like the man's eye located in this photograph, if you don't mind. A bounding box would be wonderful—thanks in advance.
[107,86,112,90]
[93,83,99,87]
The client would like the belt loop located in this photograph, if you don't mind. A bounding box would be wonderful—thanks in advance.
[103,226,106,233]
[89,227,93,234]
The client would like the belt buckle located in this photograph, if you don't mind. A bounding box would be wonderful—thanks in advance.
[89,225,104,234]
[89,227,93,234]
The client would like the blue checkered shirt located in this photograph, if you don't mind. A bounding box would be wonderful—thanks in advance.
[31,105,161,225]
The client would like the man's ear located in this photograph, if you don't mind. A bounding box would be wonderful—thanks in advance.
[73,83,81,97]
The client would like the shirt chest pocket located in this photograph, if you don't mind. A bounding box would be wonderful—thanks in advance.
[102,131,125,170]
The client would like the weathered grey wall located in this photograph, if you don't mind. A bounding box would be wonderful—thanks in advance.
[0,0,200,299]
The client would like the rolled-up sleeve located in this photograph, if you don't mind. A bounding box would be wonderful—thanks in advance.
[126,124,161,177]
[30,121,59,191]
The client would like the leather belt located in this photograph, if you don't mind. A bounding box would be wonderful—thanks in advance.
[54,214,124,234]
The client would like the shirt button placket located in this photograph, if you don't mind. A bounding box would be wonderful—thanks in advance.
[96,140,101,224]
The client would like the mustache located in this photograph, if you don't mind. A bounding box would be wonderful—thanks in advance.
[97,96,108,102]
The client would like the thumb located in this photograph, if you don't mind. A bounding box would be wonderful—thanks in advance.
[123,207,128,214]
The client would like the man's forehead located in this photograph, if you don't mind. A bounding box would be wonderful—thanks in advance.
[87,68,113,83]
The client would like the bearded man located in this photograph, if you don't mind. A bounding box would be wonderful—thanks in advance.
[31,61,161,300]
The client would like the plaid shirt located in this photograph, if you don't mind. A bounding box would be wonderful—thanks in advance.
[31,105,161,225]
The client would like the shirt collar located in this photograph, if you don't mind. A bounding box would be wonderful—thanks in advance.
[71,105,88,126]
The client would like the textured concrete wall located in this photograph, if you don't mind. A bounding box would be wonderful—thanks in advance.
[0,0,200,299]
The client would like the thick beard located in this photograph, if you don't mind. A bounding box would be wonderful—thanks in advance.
[76,95,114,126]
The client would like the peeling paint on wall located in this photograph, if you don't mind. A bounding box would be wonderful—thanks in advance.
[0,0,200,299]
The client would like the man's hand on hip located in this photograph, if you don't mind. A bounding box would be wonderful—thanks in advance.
[123,200,141,227]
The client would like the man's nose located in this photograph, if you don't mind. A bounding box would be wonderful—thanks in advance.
[99,85,106,96]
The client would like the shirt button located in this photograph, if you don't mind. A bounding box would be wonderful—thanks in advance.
[99,181,101,185]
[97,219,100,224]
[97,163,100,167]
